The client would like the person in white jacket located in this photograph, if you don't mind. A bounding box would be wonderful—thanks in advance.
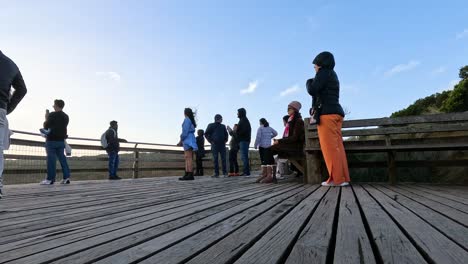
[254,118,278,183]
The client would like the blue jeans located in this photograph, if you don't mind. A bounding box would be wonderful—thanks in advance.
[108,151,120,177]
[239,141,250,175]
[46,141,70,182]
[211,144,227,175]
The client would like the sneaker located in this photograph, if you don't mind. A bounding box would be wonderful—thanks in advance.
[223,174,229,178]
[276,174,285,180]
[240,173,251,177]
[321,181,335,187]
[61,178,71,184]
[40,179,54,185]
[228,173,236,177]
[109,176,122,180]
[339,182,350,187]
[211,175,220,178]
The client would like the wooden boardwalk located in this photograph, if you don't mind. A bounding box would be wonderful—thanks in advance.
[0,177,467,264]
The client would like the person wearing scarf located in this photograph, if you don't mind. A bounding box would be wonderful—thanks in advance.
[307,51,350,187]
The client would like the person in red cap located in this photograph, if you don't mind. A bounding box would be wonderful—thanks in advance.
[266,101,305,183]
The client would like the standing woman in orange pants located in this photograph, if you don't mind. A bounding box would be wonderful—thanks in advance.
[307,51,350,187]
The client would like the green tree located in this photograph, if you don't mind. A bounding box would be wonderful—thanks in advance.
[460,65,468,80]
[440,79,468,112]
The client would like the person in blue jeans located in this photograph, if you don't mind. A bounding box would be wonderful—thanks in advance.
[40,99,71,185]
[236,108,252,176]
[205,114,228,177]
[105,120,127,180]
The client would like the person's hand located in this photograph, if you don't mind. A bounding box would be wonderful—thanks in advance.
[176,141,182,147]
[45,109,50,119]
[254,146,258,150]
[273,139,279,145]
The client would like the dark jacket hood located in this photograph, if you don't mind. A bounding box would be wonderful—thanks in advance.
[313,51,335,70]
[238,108,247,118]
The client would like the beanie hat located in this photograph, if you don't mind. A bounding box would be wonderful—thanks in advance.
[288,101,302,111]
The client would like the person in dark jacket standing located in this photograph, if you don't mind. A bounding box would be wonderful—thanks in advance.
[205,114,228,177]
[236,108,251,176]
[105,120,127,180]
[195,129,205,176]
[0,50,27,197]
[227,124,240,176]
[40,100,71,185]
[307,51,350,187]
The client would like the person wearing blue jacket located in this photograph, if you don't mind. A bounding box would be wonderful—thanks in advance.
[205,114,228,177]
[178,108,198,181]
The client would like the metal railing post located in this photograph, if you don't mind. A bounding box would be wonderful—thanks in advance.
[133,143,139,179]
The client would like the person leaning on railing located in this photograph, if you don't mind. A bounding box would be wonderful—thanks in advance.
[307,51,350,187]
[0,50,28,199]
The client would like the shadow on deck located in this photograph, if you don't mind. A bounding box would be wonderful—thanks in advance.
[0,177,467,263]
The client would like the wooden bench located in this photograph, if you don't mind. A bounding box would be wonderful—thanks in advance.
[303,112,468,184]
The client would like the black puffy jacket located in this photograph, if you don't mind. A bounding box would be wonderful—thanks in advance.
[307,52,344,117]
[0,51,27,114]
[236,108,251,142]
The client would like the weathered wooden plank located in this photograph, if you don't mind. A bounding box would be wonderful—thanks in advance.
[333,187,376,264]
[233,187,329,264]
[415,185,468,199]
[352,185,426,263]
[285,187,340,263]
[128,186,316,264]
[373,184,468,249]
[2,184,297,263]
[384,185,468,226]
[185,186,320,264]
[396,185,468,215]
[410,185,468,205]
[89,185,304,264]
[364,184,468,263]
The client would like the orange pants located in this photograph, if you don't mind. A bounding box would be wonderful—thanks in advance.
[317,114,350,184]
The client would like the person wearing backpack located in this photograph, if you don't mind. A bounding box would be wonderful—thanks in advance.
[102,120,127,180]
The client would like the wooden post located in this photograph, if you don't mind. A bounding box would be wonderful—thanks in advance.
[133,144,139,179]
[306,151,321,184]
[385,136,396,184]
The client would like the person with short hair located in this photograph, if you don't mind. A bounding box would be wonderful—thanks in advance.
[104,120,127,180]
[195,129,205,176]
[205,114,228,177]
[40,99,71,185]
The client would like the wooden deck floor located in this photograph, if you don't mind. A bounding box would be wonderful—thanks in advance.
[0,177,467,264]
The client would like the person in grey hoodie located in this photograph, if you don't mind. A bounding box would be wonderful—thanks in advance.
[0,50,27,198]
[254,118,278,165]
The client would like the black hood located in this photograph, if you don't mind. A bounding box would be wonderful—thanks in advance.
[238,108,247,118]
[313,51,335,70]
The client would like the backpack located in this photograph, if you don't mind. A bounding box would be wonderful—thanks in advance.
[101,129,116,149]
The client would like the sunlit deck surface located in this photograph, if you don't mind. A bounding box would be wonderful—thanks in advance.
[0,177,467,263]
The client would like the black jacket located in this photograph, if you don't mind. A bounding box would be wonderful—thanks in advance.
[228,130,239,151]
[105,128,120,152]
[196,135,205,156]
[307,52,345,117]
[0,51,27,114]
[44,111,69,141]
[237,108,251,142]
[205,122,228,145]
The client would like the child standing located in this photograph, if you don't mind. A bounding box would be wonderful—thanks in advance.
[227,124,240,176]
[254,118,278,183]
[195,129,205,176]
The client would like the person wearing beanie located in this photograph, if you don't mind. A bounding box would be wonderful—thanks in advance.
[236,108,252,176]
[177,108,198,181]
[205,114,229,177]
[307,51,350,187]
[271,101,305,178]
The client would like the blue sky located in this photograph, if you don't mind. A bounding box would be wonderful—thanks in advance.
[1,0,467,144]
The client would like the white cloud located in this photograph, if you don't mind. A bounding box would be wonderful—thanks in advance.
[96,71,121,82]
[456,29,468,39]
[384,60,420,77]
[280,85,299,97]
[240,80,258,95]
[432,66,446,74]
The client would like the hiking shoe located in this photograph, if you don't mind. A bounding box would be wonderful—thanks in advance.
[61,179,71,184]
[211,174,219,178]
[40,179,54,185]
[109,176,122,180]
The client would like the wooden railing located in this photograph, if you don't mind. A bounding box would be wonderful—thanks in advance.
[304,112,468,184]
[4,131,260,184]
